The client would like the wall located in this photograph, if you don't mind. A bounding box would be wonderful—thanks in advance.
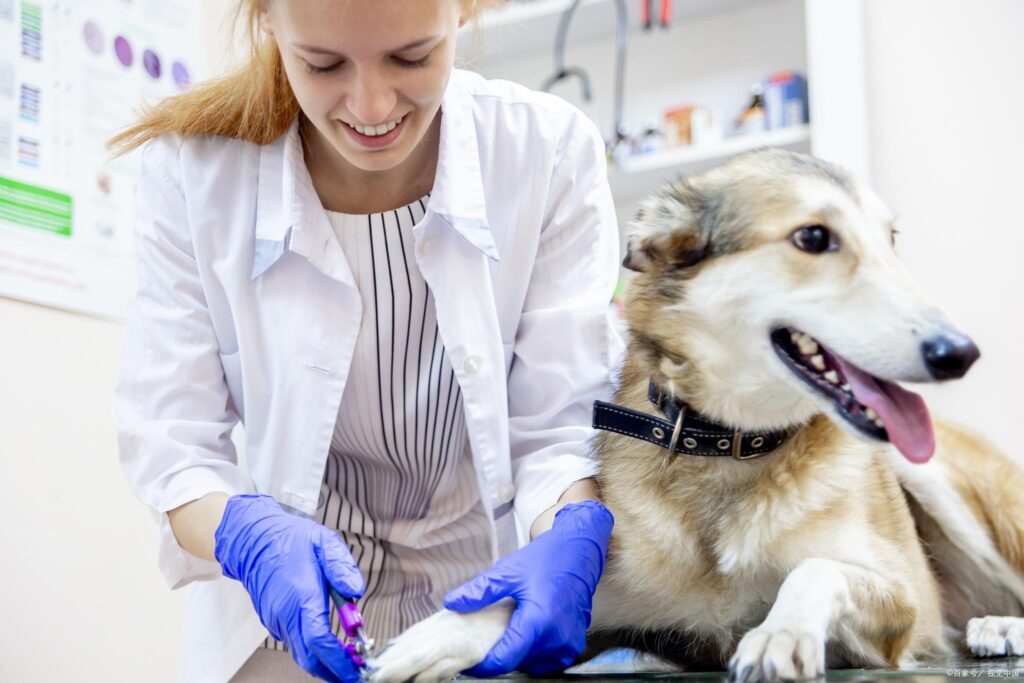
[864,0,1023,460]
[0,298,186,682]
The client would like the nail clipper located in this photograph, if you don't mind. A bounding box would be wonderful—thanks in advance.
[329,587,375,669]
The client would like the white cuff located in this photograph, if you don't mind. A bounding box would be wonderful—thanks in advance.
[151,466,255,589]
[512,453,598,542]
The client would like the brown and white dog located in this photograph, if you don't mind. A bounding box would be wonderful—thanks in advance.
[369,148,1024,682]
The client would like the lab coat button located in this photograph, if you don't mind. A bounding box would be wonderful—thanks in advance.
[496,484,516,504]
[420,236,436,255]
[463,355,482,375]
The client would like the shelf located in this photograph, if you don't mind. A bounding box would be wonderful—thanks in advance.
[458,0,776,62]
[607,124,812,201]
[474,0,610,30]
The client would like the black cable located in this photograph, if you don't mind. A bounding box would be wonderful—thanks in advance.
[539,0,629,143]
[612,0,627,141]
[540,0,591,101]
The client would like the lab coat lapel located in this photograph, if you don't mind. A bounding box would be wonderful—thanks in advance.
[413,212,511,556]
[253,117,356,288]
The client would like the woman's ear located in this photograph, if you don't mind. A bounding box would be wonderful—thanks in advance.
[258,8,275,37]
[459,0,487,28]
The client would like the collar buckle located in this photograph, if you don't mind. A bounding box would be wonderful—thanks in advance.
[732,430,770,460]
[667,404,688,455]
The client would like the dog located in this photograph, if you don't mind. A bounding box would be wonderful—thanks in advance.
[367,148,1024,682]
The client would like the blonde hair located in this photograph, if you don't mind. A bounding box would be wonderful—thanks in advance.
[106,0,483,157]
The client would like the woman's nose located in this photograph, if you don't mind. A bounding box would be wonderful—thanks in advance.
[347,70,398,126]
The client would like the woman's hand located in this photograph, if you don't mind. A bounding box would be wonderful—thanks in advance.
[442,499,614,675]
[214,494,365,683]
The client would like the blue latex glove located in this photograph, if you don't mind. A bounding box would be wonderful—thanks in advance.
[214,494,365,682]
[443,499,614,676]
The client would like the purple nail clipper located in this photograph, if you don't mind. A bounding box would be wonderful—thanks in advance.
[329,587,375,668]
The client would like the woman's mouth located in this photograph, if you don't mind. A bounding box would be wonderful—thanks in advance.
[342,114,408,149]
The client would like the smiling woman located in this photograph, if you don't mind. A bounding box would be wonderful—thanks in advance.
[109,0,624,681]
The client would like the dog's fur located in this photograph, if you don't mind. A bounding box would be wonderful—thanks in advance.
[369,149,1024,682]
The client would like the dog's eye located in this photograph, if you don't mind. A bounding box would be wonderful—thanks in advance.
[790,225,837,254]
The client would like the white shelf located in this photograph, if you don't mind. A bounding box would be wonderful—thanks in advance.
[458,0,776,62]
[608,124,812,200]
[474,0,610,30]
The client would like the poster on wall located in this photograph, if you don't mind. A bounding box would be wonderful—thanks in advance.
[0,0,203,320]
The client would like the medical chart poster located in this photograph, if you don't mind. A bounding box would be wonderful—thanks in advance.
[0,0,203,320]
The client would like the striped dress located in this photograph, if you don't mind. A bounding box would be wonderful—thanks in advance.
[263,193,493,651]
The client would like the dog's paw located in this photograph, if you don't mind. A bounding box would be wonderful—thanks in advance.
[367,601,513,683]
[728,626,825,682]
[966,616,1024,658]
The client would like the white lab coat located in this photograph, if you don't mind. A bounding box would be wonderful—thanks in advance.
[114,68,622,682]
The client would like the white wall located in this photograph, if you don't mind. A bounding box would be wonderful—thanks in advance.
[0,298,186,682]
[864,0,1024,460]
[1,2,1021,682]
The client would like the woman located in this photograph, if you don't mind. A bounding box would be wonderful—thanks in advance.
[111,1,621,681]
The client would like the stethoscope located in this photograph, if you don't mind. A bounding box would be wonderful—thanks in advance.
[539,0,675,145]
[539,0,630,145]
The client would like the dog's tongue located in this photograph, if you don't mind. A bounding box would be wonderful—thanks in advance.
[831,356,935,463]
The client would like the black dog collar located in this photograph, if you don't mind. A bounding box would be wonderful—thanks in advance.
[592,381,792,460]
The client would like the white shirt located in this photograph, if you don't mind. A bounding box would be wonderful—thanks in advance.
[259,196,493,652]
[114,68,622,682]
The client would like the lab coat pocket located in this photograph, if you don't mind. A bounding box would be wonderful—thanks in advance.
[218,350,245,421]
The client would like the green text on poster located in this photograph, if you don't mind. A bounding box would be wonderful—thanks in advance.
[0,175,73,237]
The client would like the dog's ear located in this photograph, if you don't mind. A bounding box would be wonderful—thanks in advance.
[622,237,654,272]
[624,188,709,273]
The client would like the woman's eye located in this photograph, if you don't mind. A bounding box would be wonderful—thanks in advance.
[790,225,837,254]
[306,61,342,75]
[394,55,430,69]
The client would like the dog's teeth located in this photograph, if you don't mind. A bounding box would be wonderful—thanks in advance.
[865,407,878,421]
[824,370,839,384]
[873,417,885,429]
[841,383,852,392]
[797,336,819,356]
[810,354,826,371]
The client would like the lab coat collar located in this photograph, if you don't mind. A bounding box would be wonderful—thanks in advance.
[426,70,499,261]
[252,69,497,282]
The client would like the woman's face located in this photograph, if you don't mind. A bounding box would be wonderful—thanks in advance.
[261,0,464,173]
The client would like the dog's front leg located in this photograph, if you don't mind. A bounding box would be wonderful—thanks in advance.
[367,601,513,683]
[728,558,915,682]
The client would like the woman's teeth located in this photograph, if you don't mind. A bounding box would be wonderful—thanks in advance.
[348,116,403,137]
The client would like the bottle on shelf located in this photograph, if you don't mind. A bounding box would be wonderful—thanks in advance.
[734,83,766,136]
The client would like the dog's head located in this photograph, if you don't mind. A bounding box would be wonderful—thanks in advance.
[623,148,979,463]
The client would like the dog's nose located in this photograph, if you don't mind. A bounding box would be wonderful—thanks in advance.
[920,332,980,380]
